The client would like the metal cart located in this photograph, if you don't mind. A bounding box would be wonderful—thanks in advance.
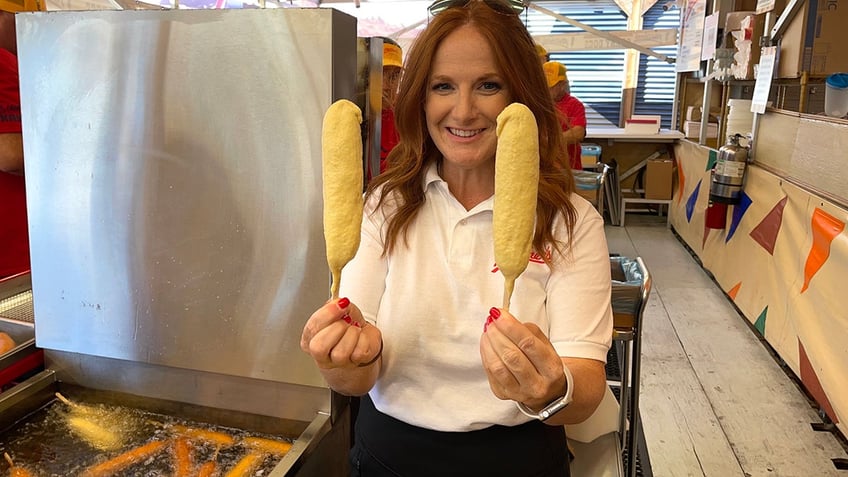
[610,256,652,477]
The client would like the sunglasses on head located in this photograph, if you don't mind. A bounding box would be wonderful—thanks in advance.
[427,0,527,16]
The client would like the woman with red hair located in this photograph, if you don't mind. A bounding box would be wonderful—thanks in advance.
[301,1,612,474]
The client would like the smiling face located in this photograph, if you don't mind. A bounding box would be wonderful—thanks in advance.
[425,25,511,174]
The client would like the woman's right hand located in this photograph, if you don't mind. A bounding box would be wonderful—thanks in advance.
[300,297,382,371]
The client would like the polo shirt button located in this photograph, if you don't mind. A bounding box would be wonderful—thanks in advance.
[460,219,467,226]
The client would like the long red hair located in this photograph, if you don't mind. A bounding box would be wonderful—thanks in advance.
[368,1,577,263]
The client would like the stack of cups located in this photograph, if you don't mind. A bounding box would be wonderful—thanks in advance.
[726,99,753,138]
[824,73,848,118]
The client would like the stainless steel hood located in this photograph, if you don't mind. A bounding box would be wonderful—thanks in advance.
[16,8,357,420]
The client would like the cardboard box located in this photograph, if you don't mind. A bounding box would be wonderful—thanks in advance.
[685,106,702,122]
[684,121,718,138]
[624,115,661,135]
[645,158,674,200]
[778,0,848,78]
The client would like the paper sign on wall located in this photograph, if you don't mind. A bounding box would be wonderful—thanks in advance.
[677,0,708,72]
[751,46,776,114]
[702,12,718,61]
[756,0,776,13]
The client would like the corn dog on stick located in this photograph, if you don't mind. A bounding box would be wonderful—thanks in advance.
[80,440,168,477]
[242,436,292,455]
[67,415,123,451]
[171,425,235,447]
[494,103,540,311]
[223,452,263,477]
[197,461,217,477]
[4,453,34,477]
[196,447,221,477]
[173,437,193,477]
[322,99,364,300]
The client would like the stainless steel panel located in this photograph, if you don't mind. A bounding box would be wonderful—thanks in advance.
[45,350,328,423]
[17,9,357,391]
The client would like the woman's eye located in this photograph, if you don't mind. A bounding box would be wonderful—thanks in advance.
[431,82,452,92]
[480,81,502,93]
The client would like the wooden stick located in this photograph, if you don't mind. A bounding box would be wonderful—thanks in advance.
[54,392,73,406]
[3,453,34,477]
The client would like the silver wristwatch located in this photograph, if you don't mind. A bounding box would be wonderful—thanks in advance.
[515,363,574,421]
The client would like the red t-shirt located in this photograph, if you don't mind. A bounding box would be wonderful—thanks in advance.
[0,48,29,279]
[379,107,399,174]
[554,94,587,170]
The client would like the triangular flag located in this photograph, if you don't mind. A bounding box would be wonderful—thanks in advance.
[799,341,838,423]
[727,282,742,300]
[754,306,767,335]
[677,159,687,203]
[705,149,717,172]
[750,196,787,255]
[801,208,845,293]
[727,192,752,242]
[686,180,702,223]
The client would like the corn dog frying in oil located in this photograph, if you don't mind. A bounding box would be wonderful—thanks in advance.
[322,99,364,299]
[4,453,33,477]
[242,436,292,455]
[79,440,168,477]
[494,103,540,311]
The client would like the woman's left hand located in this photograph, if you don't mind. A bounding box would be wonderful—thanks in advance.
[479,307,567,411]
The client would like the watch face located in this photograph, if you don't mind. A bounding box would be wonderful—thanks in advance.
[516,364,574,421]
[539,396,570,421]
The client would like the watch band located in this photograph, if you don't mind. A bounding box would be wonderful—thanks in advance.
[515,362,574,421]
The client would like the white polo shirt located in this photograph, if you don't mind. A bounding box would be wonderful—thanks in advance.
[339,163,613,432]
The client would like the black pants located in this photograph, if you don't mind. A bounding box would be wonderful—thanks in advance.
[350,394,571,477]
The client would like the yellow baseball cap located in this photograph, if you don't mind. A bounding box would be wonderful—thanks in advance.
[543,61,567,88]
[535,44,547,60]
[383,42,403,68]
[0,0,45,12]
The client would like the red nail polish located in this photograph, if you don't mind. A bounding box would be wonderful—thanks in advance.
[338,297,350,309]
[352,321,362,328]
[484,315,493,331]
[489,307,501,319]
[342,315,352,324]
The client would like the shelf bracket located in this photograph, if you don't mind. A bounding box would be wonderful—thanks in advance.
[770,0,805,42]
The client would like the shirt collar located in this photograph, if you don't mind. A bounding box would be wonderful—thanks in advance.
[424,162,442,188]
[423,162,494,214]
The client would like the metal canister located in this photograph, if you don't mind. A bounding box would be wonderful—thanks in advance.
[709,134,749,204]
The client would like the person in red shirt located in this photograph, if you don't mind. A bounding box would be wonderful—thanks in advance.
[544,61,586,171]
[0,5,31,279]
[535,43,548,64]
[379,39,403,174]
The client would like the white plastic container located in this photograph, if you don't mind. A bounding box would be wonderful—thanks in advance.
[824,73,848,118]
